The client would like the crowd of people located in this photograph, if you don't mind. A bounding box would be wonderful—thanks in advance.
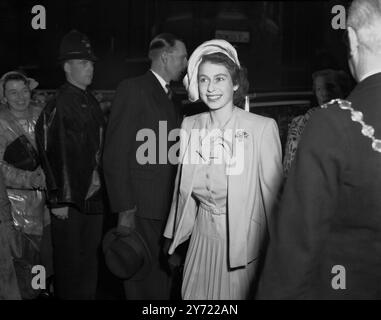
[1,0,381,300]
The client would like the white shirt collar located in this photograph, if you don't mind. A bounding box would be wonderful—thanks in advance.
[150,69,169,93]
[359,68,381,82]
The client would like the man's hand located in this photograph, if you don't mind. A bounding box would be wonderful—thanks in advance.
[117,207,137,231]
[51,207,69,220]
[167,252,182,273]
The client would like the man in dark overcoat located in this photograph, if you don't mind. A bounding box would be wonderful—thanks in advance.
[103,33,187,299]
[256,0,381,299]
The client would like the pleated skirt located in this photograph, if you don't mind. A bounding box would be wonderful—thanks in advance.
[182,204,256,300]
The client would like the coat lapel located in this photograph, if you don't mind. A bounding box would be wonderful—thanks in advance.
[145,71,179,129]
[179,113,208,197]
[170,114,208,245]
[227,111,253,267]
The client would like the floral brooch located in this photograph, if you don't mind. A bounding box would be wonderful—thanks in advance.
[235,129,249,142]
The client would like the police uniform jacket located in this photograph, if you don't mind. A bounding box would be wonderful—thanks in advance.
[35,82,106,213]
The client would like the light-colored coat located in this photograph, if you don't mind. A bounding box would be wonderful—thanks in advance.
[164,108,283,268]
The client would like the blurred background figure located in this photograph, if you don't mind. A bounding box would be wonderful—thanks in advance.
[283,69,353,177]
[0,169,21,300]
[0,70,52,299]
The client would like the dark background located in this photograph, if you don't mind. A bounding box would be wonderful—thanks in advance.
[0,0,351,92]
[0,0,353,299]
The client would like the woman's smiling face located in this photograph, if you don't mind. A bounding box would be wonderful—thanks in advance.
[198,61,238,111]
[4,79,31,113]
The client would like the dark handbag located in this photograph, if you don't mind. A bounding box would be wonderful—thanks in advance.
[3,135,40,171]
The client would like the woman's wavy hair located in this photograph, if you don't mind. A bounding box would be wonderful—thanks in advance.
[200,52,249,108]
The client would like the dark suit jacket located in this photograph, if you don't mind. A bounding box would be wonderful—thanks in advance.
[256,72,381,299]
[103,71,181,220]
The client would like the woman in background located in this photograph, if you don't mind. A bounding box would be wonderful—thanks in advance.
[0,169,21,300]
[0,71,52,299]
[283,69,353,177]
[164,39,283,300]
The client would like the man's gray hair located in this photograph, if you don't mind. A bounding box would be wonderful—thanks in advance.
[347,0,381,53]
[148,33,182,61]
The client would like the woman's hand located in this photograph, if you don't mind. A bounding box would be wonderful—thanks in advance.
[30,167,46,189]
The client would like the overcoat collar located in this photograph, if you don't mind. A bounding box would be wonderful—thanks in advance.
[143,71,177,125]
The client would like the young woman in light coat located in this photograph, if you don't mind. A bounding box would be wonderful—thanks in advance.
[164,39,283,300]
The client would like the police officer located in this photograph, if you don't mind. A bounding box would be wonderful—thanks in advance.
[36,30,106,300]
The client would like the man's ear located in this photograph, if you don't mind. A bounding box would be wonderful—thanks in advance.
[233,84,239,92]
[63,61,71,74]
[347,26,359,58]
[161,50,169,65]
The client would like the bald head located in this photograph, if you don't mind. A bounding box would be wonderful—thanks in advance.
[347,0,381,54]
[347,0,381,81]
[148,33,180,61]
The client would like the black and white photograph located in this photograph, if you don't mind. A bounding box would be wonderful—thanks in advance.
[0,0,381,305]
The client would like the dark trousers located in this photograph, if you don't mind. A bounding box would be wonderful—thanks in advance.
[51,207,103,300]
[123,216,174,300]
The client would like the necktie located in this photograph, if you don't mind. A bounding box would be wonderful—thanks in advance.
[165,84,173,100]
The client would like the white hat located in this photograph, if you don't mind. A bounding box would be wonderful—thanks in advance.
[183,39,240,102]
